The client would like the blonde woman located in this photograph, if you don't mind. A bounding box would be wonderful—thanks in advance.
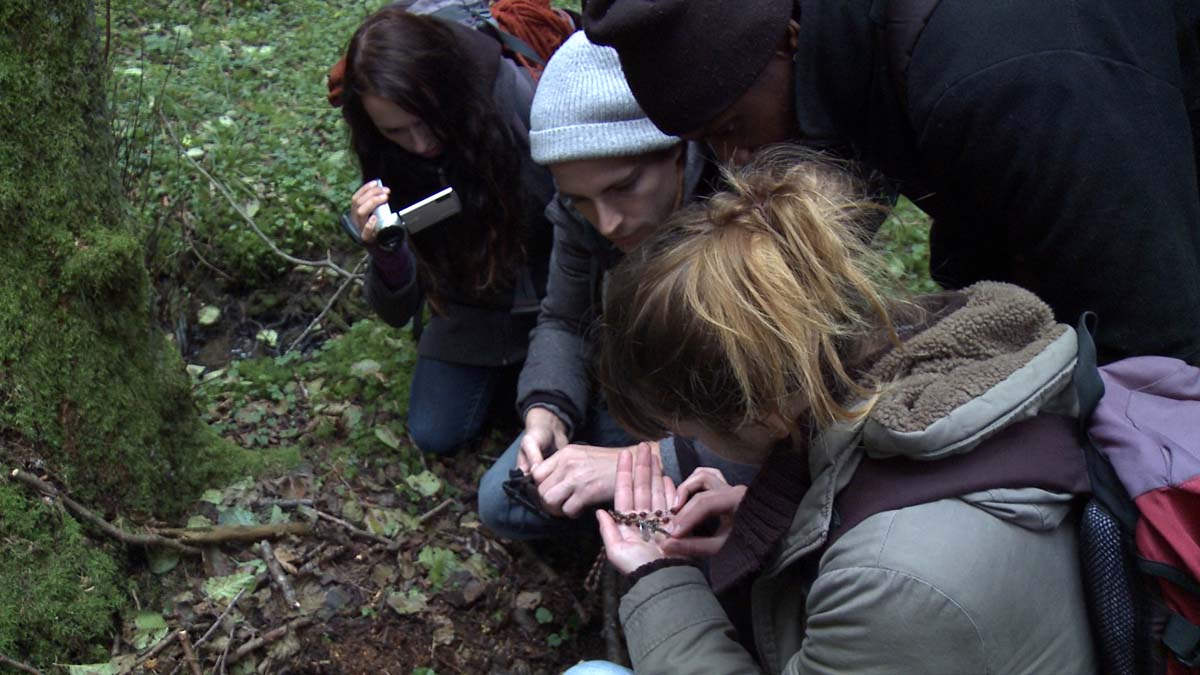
[584,149,1097,674]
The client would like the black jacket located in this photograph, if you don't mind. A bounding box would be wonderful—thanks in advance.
[363,46,555,367]
[796,0,1200,363]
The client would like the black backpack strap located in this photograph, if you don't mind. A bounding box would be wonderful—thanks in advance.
[1073,312,1140,532]
[820,413,1089,556]
[1163,612,1200,668]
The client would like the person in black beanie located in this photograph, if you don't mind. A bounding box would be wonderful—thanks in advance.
[583,0,1200,366]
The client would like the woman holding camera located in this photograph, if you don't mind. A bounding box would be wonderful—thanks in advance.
[337,7,555,456]
[577,148,1096,674]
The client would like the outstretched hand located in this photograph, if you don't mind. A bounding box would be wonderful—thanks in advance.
[595,442,677,575]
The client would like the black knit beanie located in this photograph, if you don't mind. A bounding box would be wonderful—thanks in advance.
[583,0,794,135]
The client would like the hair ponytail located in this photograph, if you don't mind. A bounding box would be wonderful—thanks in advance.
[597,146,901,440]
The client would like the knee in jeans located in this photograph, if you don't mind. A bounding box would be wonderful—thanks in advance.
[408,421,464,457]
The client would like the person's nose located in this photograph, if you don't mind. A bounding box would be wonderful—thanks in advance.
[596,202,622,238]
[412,128,437,156]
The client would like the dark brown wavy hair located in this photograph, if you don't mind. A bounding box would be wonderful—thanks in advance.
[340,7,528,311]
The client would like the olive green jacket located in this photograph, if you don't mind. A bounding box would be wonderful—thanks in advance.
[619,282,1097,674]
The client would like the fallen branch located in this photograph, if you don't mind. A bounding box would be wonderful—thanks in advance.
[226,617,314,664]
[151,522,310,544]
[158,110,359,281]
[9,469,200,555]
[133,630,179,667]
[193,587,246,651]
[603,565,625,665]
[310,508,394,547]
[0,652,43,675]
[297,544,347,576]
[417,498,455,526]
[260,540,301,610]
[177,631,202,675]
[285,257,367,355]
[261,498,313,508]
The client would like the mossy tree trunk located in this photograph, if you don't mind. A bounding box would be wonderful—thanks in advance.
[0,1,221,665]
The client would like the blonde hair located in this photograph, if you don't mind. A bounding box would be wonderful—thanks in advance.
[596,147,901,440]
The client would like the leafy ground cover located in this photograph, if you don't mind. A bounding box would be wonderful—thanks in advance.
[0,0,934,671]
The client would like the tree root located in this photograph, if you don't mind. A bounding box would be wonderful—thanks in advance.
[10,469,200,555]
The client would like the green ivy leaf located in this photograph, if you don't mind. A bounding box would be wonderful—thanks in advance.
[132,611,168,650]
[535,607,553,625]
[148,548,180,575]
[203,570,257,603]
[405,471,441,498]
[374,426,402,450]
[386,588,428,615]
[417,546,459,590]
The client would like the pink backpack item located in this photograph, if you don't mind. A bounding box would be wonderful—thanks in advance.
[1076,314,1200,674]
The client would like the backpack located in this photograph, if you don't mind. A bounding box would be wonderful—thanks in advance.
[325,0,575,107]
[813,314,1200,674]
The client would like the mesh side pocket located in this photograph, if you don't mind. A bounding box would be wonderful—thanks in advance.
[1080,500,1142,675]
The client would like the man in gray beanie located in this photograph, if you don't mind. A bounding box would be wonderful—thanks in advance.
[477,32,754,540]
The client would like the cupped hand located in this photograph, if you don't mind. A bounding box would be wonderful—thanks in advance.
[350,180,391,244]
[660,467,746,559]
[595,442,677,575]
[517,407,568,474]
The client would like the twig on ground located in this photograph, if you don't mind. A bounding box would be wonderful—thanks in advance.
[226,617,314,664]
[603,566,625,665]
[285,257,367,354]
[310,508,395,547]
[193,587,246,651]
[297,544,348,576]
[10,469,201,555]
[0,653,43,675]
[157,109,360,281]
[261,498,314,508]
[151,522,310,544]
[417,498,455,526]
[133,630,180,667]
[260,540,301,610]
[177,631,203,675]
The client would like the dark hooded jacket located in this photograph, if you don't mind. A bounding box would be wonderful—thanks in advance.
[792,0,1200,364]
[362,22,555,367]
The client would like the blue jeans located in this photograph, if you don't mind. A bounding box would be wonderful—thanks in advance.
[561,661,633,675]
[477,409,760,540]
[407,357,521,456]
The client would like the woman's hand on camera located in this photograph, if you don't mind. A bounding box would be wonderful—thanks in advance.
[660,468,746,559]
[595,443,675,575]
[350,181,391,245]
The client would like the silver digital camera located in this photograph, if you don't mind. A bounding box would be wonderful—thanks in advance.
[372,180,462,250]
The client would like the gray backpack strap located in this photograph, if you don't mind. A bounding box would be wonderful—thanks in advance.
[883,0,943,108]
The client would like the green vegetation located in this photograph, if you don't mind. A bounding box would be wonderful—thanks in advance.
[109,0,372,285]
[0,484,125,665]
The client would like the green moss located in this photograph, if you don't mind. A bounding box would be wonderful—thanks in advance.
[0,2,219,515]
[0,483,124,668]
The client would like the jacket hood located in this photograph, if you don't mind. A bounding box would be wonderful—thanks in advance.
[772,282,1080,573]
[861,281,1076,461]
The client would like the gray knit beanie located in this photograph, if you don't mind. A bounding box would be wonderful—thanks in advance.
[530,31,679,165]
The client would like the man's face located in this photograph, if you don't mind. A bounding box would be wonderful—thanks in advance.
[550,146,686,252]
[686,44,799,165]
